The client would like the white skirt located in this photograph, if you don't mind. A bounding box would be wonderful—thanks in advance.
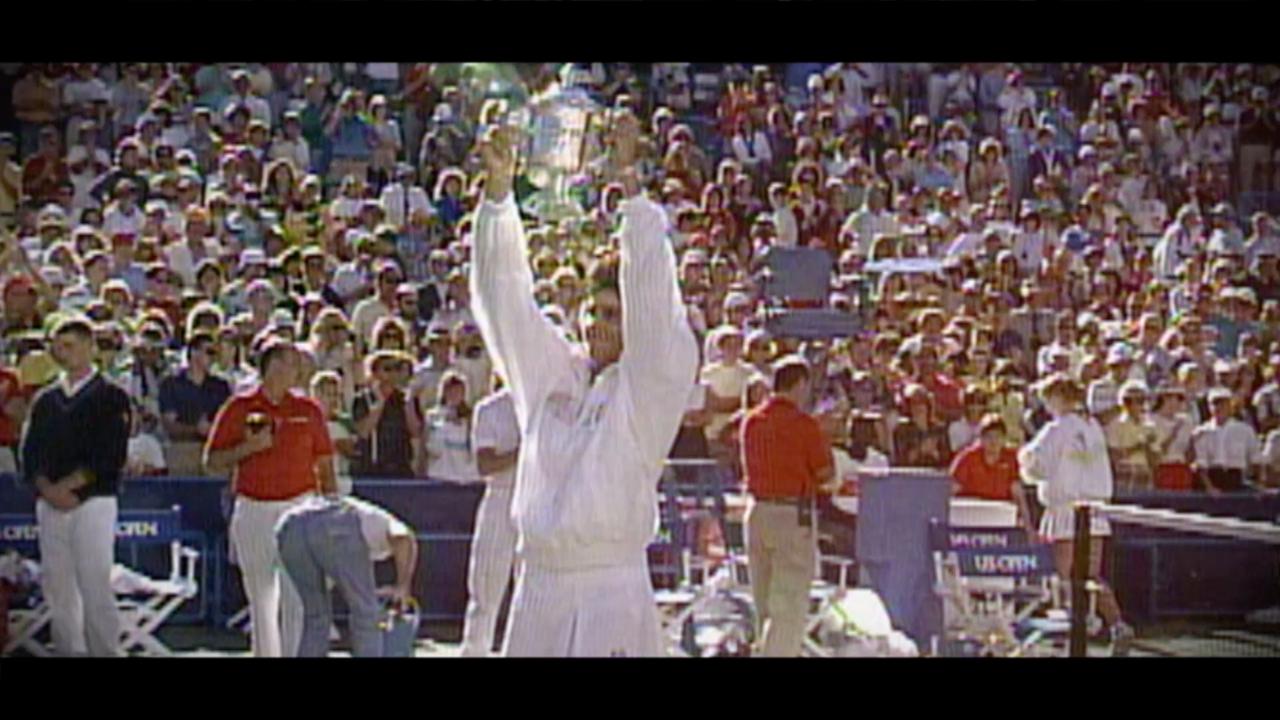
[1040,503,1112,542]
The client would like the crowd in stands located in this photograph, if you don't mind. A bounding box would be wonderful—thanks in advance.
[2,63,1280,513]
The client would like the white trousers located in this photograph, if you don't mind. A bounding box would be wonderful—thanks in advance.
[230,495,312,658]
[37,496,121,657]
[460,484,517,657]
[501,559,664,658]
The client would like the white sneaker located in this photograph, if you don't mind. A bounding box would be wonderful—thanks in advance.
[1109,622,1135,657]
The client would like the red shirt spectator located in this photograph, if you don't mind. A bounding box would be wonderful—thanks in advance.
[21,127,69,205]
[207,385,334,501]
[949,416,1021,502]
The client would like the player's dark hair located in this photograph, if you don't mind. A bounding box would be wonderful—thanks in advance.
[187,330,216,360]
[51,316,94,341]
[256,336,295,374]
[586,251,620,296]
[773,356,810,393]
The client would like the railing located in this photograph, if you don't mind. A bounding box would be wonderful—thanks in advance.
[1068,501,1280,657]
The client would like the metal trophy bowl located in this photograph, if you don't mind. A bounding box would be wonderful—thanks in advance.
[508,82,601,224]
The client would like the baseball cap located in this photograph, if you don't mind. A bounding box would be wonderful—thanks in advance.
[1119,380,1149,400]
[1106,343,1134,365]
[1208,387,1233,404]
[238,248,267,271]
[1087,383,1119,416]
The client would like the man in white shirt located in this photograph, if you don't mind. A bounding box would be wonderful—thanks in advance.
[165,207,222,288]
[460,383,521,656]
[379,164,433,230]
[699,326,753,449]
[101,180,145,240]
[269,111,311,174]
[222,69,273,130]
[351,261,401,354]
[1153,205,1203,282]
[471,118,697,657]
[275,495,417,657]
[1191,388,1263,493]
[768,182,799,249]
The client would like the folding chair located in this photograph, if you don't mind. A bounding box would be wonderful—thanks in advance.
[653,462,756,657]
[1,507,200,657]
[803,539,856,658]
[928,520,1098,657]
[760,247,861,339]
[115,516,201,656]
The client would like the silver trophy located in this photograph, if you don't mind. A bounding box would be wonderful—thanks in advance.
[505,76,602,223]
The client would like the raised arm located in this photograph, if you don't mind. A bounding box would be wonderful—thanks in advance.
[606,113,698,459]
[471,128,576,423]
[617,194,697,386]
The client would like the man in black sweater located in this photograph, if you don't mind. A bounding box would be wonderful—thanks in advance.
[20,316,131,657]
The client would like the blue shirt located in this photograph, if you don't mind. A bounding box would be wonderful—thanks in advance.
[329,116,375,161]
[1206,316,1256,359]
[116,262,148,298]
[158,368,232,427]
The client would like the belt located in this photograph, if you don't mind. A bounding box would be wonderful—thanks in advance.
[752,496,809,506]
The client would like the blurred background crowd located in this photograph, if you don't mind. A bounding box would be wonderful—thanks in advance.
[1,62,1279,500]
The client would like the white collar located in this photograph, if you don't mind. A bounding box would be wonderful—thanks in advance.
[60,368,100,398]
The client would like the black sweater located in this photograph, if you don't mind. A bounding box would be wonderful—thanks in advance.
[21,374,131,500]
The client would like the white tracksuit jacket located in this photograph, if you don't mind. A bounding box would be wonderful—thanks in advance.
[471,192,698,656]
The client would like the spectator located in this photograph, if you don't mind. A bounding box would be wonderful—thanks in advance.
[1192,387,1264,493]
[350,260,401,354]
[893,383,951,468]
[1150,385,1195,492]
[21,126,68,205]
[366,95,402,190]
[158,330,233,476]
[418,369,480,483]
[326,89,376,185]
[125,397,168,477]
[351,350,417,480]
[949,414,1033,532]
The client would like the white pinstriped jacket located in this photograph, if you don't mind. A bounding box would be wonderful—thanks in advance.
[471,194,698,571]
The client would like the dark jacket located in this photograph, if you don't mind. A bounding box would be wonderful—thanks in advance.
[21,374,131,500]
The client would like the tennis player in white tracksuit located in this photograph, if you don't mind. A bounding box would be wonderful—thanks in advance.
[460,386,521,656]
[471,127,698,657]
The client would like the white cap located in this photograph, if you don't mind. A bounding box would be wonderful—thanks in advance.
[1088,382,1119,415]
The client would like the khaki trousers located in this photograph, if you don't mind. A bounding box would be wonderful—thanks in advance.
[746,500,816,658]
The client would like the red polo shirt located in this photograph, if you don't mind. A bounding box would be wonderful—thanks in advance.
[742,395,832,500]
[948,443,1020,501]
[206,386,333,501]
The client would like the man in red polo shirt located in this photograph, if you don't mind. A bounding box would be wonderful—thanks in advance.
[205,338,336,658]
[948,414,1034,535]
[741,356,836,657]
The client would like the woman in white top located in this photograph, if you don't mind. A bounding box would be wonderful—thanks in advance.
[421,371,480,483]
[367,95,402,188]
[1018,374,1133,652]
[1148,386,1194,492]
[311,371,358,496]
